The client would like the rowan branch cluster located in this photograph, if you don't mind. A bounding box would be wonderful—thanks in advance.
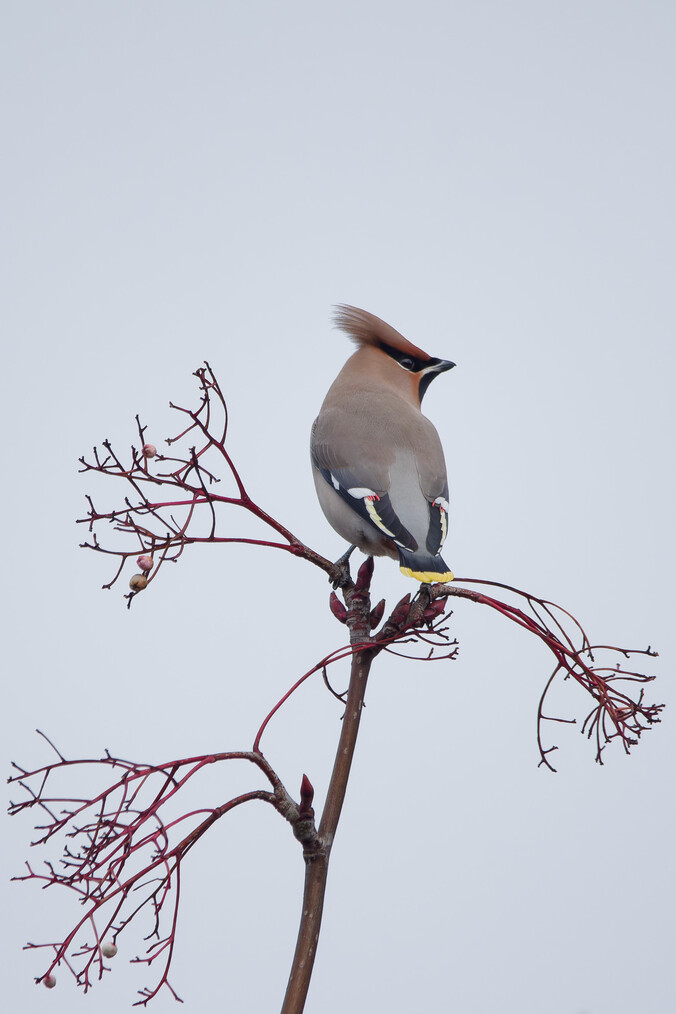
[8,735,329,1004]
[8,572,454,1004]
[427,579,661,768]
[77,363,334,605]
[9,362,662,1006]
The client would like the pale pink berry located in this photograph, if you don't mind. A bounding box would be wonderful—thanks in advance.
[101,942,118,958]
[143,443,157,458]
[136,555,153,572]
[129,574,148,591]
[43,974,56,989]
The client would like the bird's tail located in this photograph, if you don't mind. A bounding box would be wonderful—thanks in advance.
[397,549,454,584]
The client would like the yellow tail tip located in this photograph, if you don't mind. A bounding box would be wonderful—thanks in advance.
[400,567,454,584]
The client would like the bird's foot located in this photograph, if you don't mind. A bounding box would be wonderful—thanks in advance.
[329,545,356,589]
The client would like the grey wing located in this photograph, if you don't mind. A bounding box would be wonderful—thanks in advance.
[311,418,419,552]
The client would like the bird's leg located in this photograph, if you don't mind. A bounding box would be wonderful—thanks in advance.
[406,581,433,628]
[330,544,357,588]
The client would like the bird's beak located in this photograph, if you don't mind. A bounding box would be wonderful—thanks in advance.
[418,357,455,403]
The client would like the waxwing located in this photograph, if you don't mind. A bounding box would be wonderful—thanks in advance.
[311,305,455,584]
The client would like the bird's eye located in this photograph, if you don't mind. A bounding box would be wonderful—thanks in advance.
[400,357,415,370]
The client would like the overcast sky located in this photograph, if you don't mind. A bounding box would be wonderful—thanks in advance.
[2,3,674,1013]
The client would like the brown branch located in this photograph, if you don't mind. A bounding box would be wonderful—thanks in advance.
[280,561,379,1014]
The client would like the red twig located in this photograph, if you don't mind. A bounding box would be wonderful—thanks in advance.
[77,363,336,606]
[430,581,661,769]
[9,741,311,1004]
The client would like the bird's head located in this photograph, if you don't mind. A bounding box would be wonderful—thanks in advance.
[333,304,455,404]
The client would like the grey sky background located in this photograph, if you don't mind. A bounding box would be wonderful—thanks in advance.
[2,2,674,1012]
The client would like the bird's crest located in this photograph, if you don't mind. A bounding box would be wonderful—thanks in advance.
[333,304,431,361]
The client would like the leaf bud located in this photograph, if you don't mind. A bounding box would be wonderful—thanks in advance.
[423,598,446,624]
[329,592,348,623]
[354,555,374,593]
[369,598,386,629]
[389,593,411,626]
[299,773,315,817]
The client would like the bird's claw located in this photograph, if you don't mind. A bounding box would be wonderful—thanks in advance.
[329,545,356,589]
